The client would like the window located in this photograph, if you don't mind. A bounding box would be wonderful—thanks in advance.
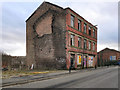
[89,41,91,50]
[89,27,91,36]
[78,20,81,31]
[93,29,95,37]
[84,39,87,49]
[78,37,81,48]
[71,34,75,46]
[93,42,95,51]
[71,15,74,27]
[84,23,87,33]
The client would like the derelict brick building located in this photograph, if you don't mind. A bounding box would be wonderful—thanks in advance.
[26,2,97,69]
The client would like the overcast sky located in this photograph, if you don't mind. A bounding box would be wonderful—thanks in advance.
[0,0,119,56]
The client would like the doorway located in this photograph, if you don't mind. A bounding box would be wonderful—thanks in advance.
[70,54,75,69]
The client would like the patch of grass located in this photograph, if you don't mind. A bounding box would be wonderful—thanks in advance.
[2,70,61,79]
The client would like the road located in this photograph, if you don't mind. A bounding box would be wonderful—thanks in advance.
[3,66,119,88]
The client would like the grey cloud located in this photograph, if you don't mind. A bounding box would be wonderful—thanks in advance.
[1,42,26,56]
[1,1,118,55]
[2,30,25,44]
[2,7,25,29]
[68,2,118,51]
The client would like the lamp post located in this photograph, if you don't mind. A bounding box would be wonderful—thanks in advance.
[82,38,84,69]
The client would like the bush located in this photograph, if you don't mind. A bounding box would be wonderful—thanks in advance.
[104,60,119,66]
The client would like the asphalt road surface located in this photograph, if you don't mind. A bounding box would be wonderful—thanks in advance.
[4,66,119,88]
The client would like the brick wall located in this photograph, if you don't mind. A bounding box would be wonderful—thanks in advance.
[65,8,97,69]
[35,13,53,37]
[26,2,66,69]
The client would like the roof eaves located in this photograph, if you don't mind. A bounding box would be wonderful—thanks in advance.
[26,1,64,22]
[98,48,120,53]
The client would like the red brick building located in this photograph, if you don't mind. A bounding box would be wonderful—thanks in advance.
[26,2,97,69]
[97,48,120,66]
[65,8,97,69]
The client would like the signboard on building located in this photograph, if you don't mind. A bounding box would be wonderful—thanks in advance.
[88,56,93,67]
[110,56,116,61]
[77,55,82,65]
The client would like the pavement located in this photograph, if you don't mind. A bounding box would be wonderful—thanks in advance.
[1,66,112,87]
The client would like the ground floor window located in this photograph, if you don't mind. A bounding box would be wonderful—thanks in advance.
[77,55,82,65]
[88,56,94,67]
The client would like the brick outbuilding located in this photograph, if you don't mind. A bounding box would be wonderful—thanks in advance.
[97,48,120,66]
[26,2,98,69]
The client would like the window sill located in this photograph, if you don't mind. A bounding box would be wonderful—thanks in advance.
[68,25,82,33]
[71,46,82,49]
[68,25,97,39]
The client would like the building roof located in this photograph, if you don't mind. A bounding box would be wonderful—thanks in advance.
[26,1,64,22]
[26,1,97,29]
[98,48,120,54]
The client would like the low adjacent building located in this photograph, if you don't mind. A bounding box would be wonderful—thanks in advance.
[97,48,120,66]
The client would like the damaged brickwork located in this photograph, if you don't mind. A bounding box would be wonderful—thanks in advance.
[26,2,66,69]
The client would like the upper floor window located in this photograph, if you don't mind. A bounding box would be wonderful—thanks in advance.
[71,34,75,46]
[84,39,87,49]
[88,41,91,50]
[71,15,74,27]
[84,23,87,33]
[93,42,95,51]
[78,37,81,48]
[89,27,91,36]
[78,20,81,31]
[93,29,95,37]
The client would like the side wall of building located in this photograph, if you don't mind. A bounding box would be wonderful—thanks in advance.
[26,2,66,69]
[52,10,66,69]
[34,10,66,69]
[34,12,55,69]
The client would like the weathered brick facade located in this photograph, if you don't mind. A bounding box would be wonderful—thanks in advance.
[65,8,97,69]
[26,2,97,69]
